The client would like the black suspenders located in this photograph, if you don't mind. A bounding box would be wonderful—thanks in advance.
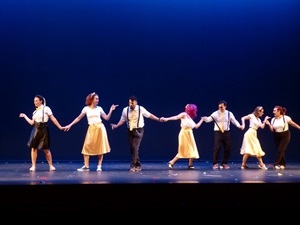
[211,111,230,132]
[272,116,286,131]
[127,106,140,128]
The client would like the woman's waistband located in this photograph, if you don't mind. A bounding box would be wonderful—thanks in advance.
[89,122,102,127]
[34,122,48,128]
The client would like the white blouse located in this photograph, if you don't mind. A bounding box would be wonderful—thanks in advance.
[32,105,52,123]
[81,106,104,125]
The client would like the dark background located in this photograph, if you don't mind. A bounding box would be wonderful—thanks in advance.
[1,0,299,163]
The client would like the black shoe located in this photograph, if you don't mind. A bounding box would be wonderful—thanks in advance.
[188,165,195,170]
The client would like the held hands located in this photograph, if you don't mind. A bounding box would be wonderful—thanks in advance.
[110,124,117,130]
[159,117,167,122]
[264,116,271,123]
[264,116,271,126]
[62,125,72,132]
[58,126,64,131]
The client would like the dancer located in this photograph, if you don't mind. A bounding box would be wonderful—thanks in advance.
[240,106,270,170]
[19,94,63,171]
[64,92,118,171]
[265,105,300,169]
[202,100,243,169]
[110,95,162,172]
[161,104,203,170]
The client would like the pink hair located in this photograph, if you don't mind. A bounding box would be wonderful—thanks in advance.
[185,104,198,119]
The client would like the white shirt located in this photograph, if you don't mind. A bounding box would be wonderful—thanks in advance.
[32,105,52,122]
[180,113,196,129]
[204,110,241,131]
[81,106,105,125]
[271,115,291,132]
[248,113,262,130]
[120,105,151,129]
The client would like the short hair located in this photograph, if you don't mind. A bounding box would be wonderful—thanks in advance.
[129,95,138,102]
[185,104,198,119]
[218,100,227,107]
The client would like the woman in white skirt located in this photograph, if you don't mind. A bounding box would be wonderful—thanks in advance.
[240,106,270,170]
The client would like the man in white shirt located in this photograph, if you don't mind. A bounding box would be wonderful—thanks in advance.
[111,95,162,172]
[202,100,243,170]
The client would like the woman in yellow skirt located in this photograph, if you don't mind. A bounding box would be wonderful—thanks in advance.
[64,92,118,171]
[161,104,203,170]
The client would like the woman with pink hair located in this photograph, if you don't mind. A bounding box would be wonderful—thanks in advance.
[161,104,203,170]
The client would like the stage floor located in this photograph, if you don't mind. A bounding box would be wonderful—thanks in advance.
[0,160,300,184]
[1,160,300,211]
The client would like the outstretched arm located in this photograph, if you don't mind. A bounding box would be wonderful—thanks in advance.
[101,104,119,121]
[111,120,126,130]
[260,116,271,129]
[49,114,63,130]
[288,119,300,130]
[63,112,85,131]
[194,117,204,129]
[230,113,242,129]
[149,113,161,122]
[19,113,34,126]
[161,112,185,122]
[202,116,213,123]
[265,119,274,132]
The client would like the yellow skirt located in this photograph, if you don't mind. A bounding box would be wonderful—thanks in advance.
[176,128,199,159]
[81,123,111,155]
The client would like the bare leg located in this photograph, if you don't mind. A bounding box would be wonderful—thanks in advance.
[242,154,249,167]
[257,156,268,169]
[97,154,103,167]
[30,148,38,171]
[96,155,103,171]
[44,149,56,171]
[169,156,179,166]
[76,155,90,171]
[188,158,194,166]
[188,158,196,169]
[257,156,264,166]
[83,154,90,168]
[168,156,179,170]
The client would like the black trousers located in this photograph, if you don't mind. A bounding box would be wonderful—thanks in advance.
[213,131,231,165]
[127,128,144,168]
[273,130,291,167]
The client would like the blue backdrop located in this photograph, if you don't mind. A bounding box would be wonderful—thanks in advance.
[1,0,299,163]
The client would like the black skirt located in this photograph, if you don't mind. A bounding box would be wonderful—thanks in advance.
[27,122,51,150]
